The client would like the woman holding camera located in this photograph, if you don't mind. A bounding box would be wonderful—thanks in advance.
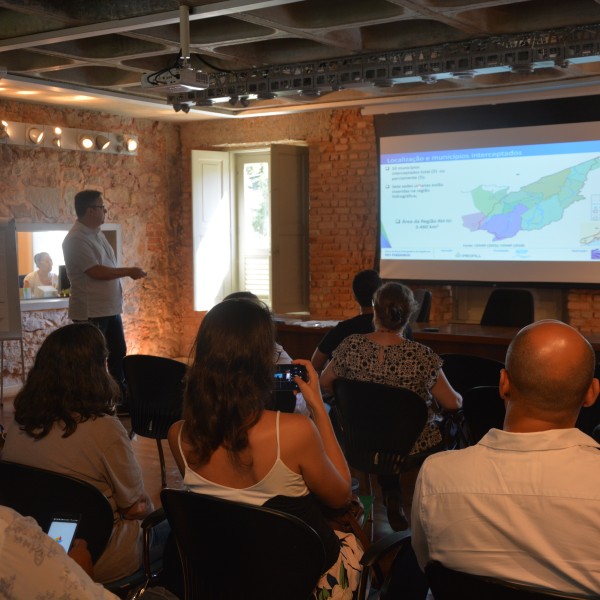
[168,298,363,598]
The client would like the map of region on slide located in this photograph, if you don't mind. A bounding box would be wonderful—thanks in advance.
[462,156,600,241]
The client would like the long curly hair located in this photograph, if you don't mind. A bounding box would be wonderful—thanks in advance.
[183,298,275,467]
[14,323,118,439]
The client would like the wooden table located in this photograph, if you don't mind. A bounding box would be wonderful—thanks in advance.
[276,319,600,363]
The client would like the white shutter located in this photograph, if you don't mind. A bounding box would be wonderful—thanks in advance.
[191,150,232,311]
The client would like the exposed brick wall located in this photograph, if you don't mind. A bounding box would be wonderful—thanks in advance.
[0,99,184,386]
[2,99,599,386]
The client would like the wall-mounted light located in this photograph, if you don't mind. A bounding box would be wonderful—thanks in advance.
[95,134,110,150]
[27,127,44,144]
[0,121,137,155]
[78,134,94,150]
[125,137,138,152]
[116,135,138,153]
[52,127,62,148]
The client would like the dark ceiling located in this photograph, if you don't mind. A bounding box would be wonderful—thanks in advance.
[2,0,600,119]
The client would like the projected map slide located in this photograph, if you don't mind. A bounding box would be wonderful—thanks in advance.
[380,140,600,263]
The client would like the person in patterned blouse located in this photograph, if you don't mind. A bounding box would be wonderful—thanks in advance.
[320,282,462,530]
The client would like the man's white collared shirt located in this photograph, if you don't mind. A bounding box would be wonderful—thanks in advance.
[412,427,600,596]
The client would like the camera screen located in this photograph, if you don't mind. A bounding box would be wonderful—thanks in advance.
[273,365,306,391]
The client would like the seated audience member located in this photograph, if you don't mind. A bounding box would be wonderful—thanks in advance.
[223,291,292,364]
[2,323,163,584]
[0,505,118,599]
[320,282,461,530]
[311,270,415,374]
[311,269,382,373]
[223,290,310,415]
[23,251,58,297]
[168,298,363,599]
[412,320,600,596]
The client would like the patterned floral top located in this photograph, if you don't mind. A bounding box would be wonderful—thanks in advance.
[332,335,444,453]
[0,506,118,600]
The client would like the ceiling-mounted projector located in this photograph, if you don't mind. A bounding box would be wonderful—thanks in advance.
[141,67,209,93]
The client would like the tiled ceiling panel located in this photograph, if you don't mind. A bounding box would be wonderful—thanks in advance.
[1,0,600,119]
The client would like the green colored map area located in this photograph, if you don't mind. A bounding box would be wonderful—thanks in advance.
[462,156,600,241]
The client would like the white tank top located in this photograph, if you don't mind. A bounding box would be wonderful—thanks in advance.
[179,411,309,506]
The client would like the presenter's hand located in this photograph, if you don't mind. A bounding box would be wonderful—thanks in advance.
[128,267,147,280]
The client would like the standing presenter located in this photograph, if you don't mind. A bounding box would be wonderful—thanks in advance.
[63,190,147,401]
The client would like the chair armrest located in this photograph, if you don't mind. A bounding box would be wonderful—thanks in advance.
[358,530,413,600]
[141,507,165,530]
[360,529,412,568]
[141,508,167,581]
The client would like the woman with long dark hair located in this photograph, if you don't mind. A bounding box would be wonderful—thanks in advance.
[168,298,363,598]
[3,323,156,584]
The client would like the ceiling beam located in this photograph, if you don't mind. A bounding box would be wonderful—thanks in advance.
[0,0,301,52]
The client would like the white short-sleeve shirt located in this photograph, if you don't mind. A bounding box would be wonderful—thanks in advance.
[62,220,122,319]
[412,427,600,596]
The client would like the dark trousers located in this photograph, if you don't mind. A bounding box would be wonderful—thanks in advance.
[77,314,127,399]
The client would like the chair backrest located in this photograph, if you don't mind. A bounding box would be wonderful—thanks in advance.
[412,289,432,323]
[425,561,588,599]
[160,489,326,600]
[0,460,113,564]
[480,288,534,327]
[574,362,600,436]
[333,379,428,474]
[123,354,187,439]
[440,353,504,397]
[462,385,506,443]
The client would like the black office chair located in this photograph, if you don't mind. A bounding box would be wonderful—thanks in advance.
[574,362,600,437]
[412,289,432,323]
[425,561,587,599]
[123,354,187,488]
[359,530,428,600]
[333,379,431,494]
[0,460,165,598]
[461,385,506,444]
[439,353,504,398]
[480,288,535,328]
[160,489,326,600]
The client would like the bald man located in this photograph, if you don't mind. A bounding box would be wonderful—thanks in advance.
[411,320,600,596]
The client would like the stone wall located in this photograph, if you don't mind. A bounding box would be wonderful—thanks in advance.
[1,99,599,386]
[0,99,183,386]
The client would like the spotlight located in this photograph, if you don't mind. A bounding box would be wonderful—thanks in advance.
[181,103,191,114]
[95,135,110,150]
[228,96,238,106]
[125,137,138,152]
[173,103,183,113]
[239,96,250,108]
[27,127,44,144]
[78,134,94,150]
[52,126,62,147]
[0,120,9,140]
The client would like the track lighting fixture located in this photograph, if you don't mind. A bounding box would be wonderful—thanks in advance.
[0,121,137,155]
[96,135,110,150]
[27,127,44,144]
[78,134,94,150]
